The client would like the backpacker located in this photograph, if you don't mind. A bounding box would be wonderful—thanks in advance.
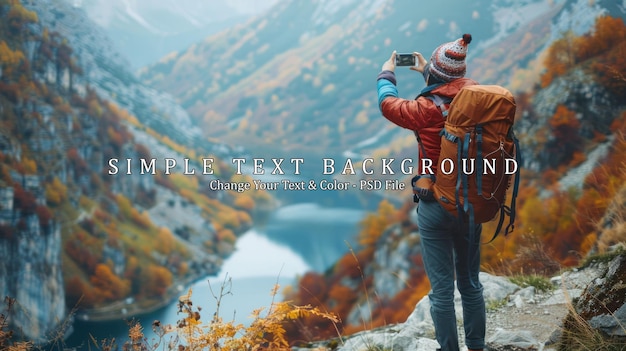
[431,85,521,241]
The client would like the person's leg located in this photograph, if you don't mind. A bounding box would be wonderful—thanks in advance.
[454,223,485,350]
[418,200,460,351]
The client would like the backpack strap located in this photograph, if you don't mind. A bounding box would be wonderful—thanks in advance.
[484,133,523,243]
[427,94,452,118]
[413,94,452,159]
[505,135,522,235]
[475,125,483,195]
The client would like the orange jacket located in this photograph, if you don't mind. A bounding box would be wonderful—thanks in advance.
[378,74,478,175]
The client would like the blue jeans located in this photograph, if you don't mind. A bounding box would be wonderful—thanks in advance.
[417,199,485,351]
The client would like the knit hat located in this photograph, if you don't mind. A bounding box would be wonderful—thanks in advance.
[429,34,472,82]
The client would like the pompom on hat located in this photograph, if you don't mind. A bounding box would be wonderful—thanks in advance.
[429,33,472,82]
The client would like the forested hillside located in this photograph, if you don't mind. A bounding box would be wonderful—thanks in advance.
[140,0,500,156]
[0,0,270,341]
[139,0,624,161]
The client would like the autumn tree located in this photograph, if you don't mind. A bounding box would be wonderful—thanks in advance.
[156,227,175,255]
[573,16,626,63]
[545,105,582,167]
[139,264,173,299]
[357,199,396,260]
[541,32,576,88]
[542,16,626,97]
[0,40,25,79]
[45,177,67,206]
[90,263,130,303]
[4,2,38,35]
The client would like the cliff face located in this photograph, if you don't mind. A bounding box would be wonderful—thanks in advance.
[0,177,65,343]
[21,0,207,150]
[0,0,262,343]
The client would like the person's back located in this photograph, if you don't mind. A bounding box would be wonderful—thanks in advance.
[378,77,477,175]
[376,34,486,351]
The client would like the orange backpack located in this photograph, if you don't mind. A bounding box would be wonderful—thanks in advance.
[431,85,521,240]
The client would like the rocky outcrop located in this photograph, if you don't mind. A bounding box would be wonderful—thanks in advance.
[294,253,626,351]
[0,179,66,343]
[567,254,626,339]
[344,224,422,326]
[521,68,618,173]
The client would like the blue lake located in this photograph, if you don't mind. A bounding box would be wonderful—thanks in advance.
[64,186,383,349]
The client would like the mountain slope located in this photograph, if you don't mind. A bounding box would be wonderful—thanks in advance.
[0,0,269,341]
[140,0,500,157]
[70,0,279,70]
[138,0,620,160]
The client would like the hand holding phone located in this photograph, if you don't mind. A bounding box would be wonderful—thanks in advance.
[395,53,416,66]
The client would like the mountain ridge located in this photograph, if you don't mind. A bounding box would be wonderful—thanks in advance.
[69,0,279,70]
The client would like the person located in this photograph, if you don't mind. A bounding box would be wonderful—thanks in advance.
[376,34,485,351]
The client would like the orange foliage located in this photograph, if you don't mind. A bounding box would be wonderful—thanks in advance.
[107,127,124,149]
[236,210,252,227]
[574,16,626,62]
[90,264,130,303]
[333,253,362,279]
[501,128,626,269]
[357,199,396,250]
[141,265,173,298]
[0,40,25,78]
[541,33,575,87]
[45,177,67,206]
[156,227,175,255]
[216,228,236,244]
[326,285,356,320]
[65,238,99,274]
[17,157,37,174]
[541,15,626,96]
[6,3,37,33]
[233,194,255,210]
[293,272,328,307]
[130,208,152,229]
[216,209,242,230]
[549,105,579,130]
[594,41,626,98]
[546,105,583,166]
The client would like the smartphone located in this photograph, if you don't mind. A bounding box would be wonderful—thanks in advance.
[395,53,416,66]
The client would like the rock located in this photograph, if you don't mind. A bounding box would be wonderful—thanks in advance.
[588,304,626,337]
[486,329,541,350]
[481,272,522,302]
[295,260,626,351]
[573,254,626,337]
[332,326,440,351]
[0,189,66,343]
[406,273,520,327]
[513,294,525,309]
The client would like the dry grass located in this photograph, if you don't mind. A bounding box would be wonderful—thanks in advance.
[557,288,626,351]
[0,275,339,351]
[595,182,626,255]
[0,297,33,351]
[553,249,626,351]
[123,275,339,351]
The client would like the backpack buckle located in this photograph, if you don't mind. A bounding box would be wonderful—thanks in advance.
[411,174,435,202]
